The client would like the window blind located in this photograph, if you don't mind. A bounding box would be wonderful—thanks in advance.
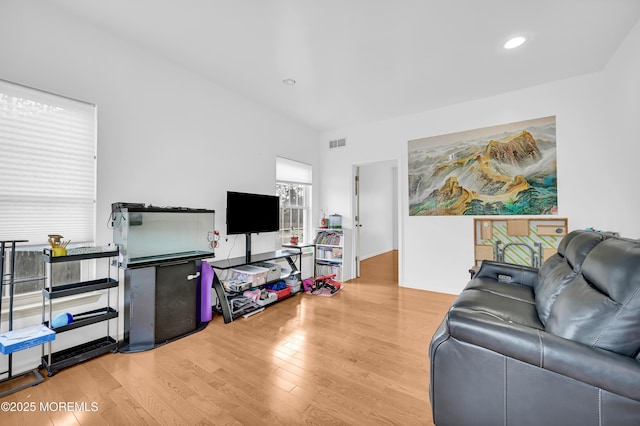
[0,79,96,245]
[276,156,312,184]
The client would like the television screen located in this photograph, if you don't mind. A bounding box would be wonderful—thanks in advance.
[226,191,280,235]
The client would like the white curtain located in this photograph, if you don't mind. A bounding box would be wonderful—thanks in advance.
[276,156,311,185]
[0,79,97,245]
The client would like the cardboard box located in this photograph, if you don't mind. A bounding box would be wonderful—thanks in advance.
[0,324,56,355]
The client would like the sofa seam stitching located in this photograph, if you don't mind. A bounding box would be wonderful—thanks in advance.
[592,285,640,347]
[536,329,544,368]
[504,355,507,426]
[471,287,536,305]
[598,388,602,426]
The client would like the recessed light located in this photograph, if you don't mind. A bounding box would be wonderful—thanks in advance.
[504,36,526,50]
[283,78,296,86]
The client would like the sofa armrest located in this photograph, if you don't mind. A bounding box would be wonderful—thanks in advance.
[474,260,538,287]
[447,308,640,401]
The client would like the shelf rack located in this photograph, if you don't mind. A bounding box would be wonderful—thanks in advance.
[314,229,348,281]
[40,248,119,376]
[210,249,302,323]
[0,239,46,397]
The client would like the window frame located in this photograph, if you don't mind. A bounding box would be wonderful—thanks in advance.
[0,78,97,246]
[275,157,312,248]
[276,181,311,247]
[0,79,97,304]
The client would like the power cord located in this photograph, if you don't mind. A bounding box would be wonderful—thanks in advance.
[226,234,237,261]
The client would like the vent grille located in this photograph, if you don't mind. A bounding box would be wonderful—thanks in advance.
[329,138,346,149]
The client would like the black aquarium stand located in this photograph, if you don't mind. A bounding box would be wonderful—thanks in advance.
[119,255,211,353]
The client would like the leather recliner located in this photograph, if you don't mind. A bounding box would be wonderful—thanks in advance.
[429,230,640,425]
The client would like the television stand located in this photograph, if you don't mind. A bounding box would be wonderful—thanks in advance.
[210,249,301,323]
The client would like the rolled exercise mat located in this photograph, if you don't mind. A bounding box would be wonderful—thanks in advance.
[200,261,214,322]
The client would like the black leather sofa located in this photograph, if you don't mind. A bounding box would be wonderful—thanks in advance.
[429,230,640,425]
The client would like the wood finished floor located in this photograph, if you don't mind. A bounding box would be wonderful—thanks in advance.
[3,251,455,425]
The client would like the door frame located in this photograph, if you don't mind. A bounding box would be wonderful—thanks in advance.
[351,159,401,283]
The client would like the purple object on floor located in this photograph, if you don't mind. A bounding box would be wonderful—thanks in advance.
[200,261,214,322]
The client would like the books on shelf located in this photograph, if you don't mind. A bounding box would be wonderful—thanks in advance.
[317,247,342,260]
[314,230,343,246]
[315,263,343,277]
[314,228,347,282]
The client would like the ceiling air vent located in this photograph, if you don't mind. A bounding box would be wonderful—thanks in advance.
[329,138,346,149]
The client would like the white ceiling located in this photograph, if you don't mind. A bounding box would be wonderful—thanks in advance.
[48,0,640,131]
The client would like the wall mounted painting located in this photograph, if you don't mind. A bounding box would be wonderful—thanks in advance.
[408,115,557,216]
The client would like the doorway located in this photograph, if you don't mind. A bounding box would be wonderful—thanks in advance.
[353,160,399,283]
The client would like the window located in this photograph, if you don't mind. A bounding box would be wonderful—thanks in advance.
[0,79,96,297]
[276,157,312,248]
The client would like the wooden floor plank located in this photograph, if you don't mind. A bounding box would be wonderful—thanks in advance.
[4,251,455,425]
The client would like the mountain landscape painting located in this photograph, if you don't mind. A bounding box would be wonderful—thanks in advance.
[408,116,557,216]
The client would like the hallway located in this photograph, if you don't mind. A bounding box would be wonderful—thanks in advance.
[353,250,398,284]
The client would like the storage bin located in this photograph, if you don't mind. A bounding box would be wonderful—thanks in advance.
[287,283,301,294]
[285,276,301,294]
[230,265,269,285]
[267,286,291,299]
[222,280,252,292]
[254,261,281,283]
[256,291,277,306]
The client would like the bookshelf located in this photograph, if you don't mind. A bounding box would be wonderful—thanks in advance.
[314,229,350,282]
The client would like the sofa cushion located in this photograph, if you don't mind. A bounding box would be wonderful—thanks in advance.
[546,238,640,356]
[472,260,538,288]
[534,230,607,324]
[562,230,609,272]
[450,287,543,330]
[464,276,536,304]
[443,308,640,402]
[555,228,580,257]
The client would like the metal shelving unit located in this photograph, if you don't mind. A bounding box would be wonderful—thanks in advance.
[40,248,119,376]
[210,250,302,323]
[0,239,46,397]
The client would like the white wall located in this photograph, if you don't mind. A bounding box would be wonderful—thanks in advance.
[0,0,319,256]
[320,20,640,294]
[601,18,640,237]
[0,1,319,372]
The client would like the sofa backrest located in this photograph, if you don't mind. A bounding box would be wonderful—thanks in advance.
[535,230,607,324]
[545,237,640,357]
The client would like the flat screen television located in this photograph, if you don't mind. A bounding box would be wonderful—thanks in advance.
[226,191,280,235]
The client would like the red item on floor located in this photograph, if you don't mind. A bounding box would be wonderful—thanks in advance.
[267,286,291,299]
